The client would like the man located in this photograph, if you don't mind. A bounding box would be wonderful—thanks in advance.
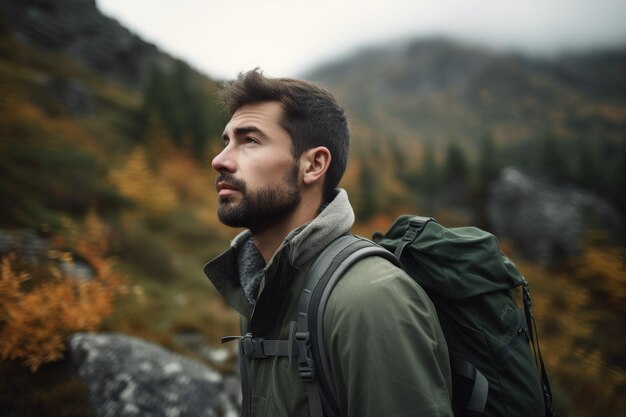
[204,69,453,417]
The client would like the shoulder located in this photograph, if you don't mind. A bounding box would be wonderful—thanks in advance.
[321,255,454,415]
[320,254,451,386]
[324,255,437,323]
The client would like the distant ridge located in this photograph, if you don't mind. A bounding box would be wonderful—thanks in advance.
[307,37,626,147]
[0,0,183,88]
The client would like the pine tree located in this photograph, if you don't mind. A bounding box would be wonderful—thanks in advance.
[540,132,566,179]
[478,131,499,190]
[359,163,378,220]
[442,141,470,206]
[421,143,439,194]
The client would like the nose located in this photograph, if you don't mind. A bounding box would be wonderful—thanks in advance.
[212,144,236,173]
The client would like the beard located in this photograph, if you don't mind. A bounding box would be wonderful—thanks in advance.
[216,163,301,234]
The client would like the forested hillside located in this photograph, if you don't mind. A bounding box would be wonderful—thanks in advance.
[308,39,626,416]
[308,38,626,221]
[0,1,624,416]
[0,1,237,414]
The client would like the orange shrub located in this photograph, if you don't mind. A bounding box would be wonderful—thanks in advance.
[0,225,126,372]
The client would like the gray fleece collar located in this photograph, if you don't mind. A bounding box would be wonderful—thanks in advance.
[231,189,355,303]
[280,189,355,268]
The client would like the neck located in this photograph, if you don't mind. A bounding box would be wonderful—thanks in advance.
[252,191,322,263]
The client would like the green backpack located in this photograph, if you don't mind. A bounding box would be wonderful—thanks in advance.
[372,216,555,417]
[232,215,556,417]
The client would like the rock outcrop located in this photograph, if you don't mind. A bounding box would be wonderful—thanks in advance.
[70,332,239,417]
[487,167,623,264]
[0,228,96,279]
[0,0,171,88]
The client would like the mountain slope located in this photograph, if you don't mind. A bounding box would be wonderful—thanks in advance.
[1,0,166,87]
[307,38,626,149]
[0,0,228,229]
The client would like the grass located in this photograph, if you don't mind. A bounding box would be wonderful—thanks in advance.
[101,225,240,354]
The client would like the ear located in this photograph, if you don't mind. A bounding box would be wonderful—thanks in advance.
[301,146,331,186]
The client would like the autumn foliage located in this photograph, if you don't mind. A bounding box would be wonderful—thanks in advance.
[0,214,126,372]
[520,240,626,416]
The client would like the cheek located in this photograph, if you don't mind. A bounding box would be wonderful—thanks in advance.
[246,152,297,184]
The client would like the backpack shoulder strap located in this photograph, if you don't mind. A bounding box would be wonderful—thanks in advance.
[221,235,400,417]
[297,234,401,417]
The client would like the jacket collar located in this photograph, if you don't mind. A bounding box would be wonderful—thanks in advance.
[203,189,355,316]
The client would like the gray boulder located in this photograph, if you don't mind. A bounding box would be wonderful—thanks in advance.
[0,228,96,279]
[487,167,623,264]
[70,333,238,417]
[0,228,51,265]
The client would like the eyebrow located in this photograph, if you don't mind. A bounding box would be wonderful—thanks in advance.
[222,126,266,141]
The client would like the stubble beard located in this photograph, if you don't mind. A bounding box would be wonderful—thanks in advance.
[217,163,302,234]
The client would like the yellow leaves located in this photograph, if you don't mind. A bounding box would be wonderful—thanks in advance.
[0,221,126,372]
[84,206,108,250]
[1,274,70,369]
[0,257,30,321]
[110,145,220,218]
[159,148,213,204]
[518,243,626,416]
[576,245,626,310]
[109,144,234,237]
[109,147,178,217]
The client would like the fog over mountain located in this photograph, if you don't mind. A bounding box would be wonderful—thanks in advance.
[307,37,625,149]
[97,0,626,79]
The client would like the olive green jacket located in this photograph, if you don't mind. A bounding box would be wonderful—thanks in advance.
[204,190,453,417]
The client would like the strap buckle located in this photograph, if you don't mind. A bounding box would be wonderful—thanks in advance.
[238,333,269,359]
[295,331,316,381]
[408,216,433,235]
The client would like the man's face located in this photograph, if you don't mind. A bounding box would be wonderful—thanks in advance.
[212,101,302,233]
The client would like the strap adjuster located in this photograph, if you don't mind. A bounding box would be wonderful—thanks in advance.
[295,331,316,381]
[240,334,269,359]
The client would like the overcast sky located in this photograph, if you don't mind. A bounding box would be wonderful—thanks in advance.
[97,0,626,80]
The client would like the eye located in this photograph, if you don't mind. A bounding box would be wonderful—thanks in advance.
[244,136,259,145]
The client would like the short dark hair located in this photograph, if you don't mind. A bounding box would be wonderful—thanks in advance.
[218,69,350,201]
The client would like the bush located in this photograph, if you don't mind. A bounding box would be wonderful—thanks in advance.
[0,228,126,371]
